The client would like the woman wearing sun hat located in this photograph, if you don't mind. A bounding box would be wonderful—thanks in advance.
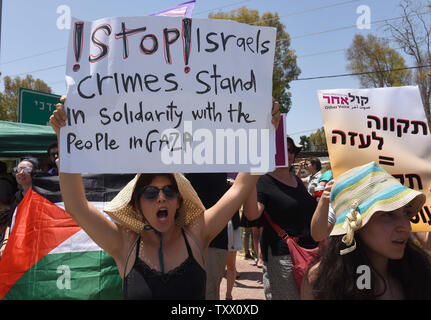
[301,162,431,299]
[49,97,281,300]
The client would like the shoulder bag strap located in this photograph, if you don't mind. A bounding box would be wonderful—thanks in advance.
[263,211,299,242]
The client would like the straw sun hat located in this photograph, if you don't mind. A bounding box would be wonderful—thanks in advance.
[104,173,205,233]
[329,162,426,255]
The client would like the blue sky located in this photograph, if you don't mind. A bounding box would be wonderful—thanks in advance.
[0,0,410,143]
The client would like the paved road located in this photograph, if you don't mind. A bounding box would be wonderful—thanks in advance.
[219,252,265,300]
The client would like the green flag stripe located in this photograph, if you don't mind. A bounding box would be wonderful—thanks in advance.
[4,251,123,300]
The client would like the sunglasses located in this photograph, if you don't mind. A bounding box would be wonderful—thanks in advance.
[13,167,32,174]
[49,152,59,157]
[140,185,179,201]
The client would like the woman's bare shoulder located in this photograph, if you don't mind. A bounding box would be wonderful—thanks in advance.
[114,225,139,261]
[308,262,320,283]
[185,214,206,243]
[114,225,140,278]
[301,262,320,300]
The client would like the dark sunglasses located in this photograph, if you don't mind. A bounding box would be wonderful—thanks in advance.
[140,185,179,201]
[49,152,59,157]
[13,167,32,174]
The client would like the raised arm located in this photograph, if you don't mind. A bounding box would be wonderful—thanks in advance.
[50,98,128,260]
[310,180,335,242]
[242,185,265,222]
[415,232,431,251]
[296,160,304,178]
[202,172,260,243]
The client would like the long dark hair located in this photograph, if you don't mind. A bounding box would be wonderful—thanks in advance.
[311,235,431,299]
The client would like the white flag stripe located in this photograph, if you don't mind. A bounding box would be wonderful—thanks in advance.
[49,202,119,255]
[49,229,101,254]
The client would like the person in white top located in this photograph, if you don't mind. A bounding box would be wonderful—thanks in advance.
[297,158,322,196]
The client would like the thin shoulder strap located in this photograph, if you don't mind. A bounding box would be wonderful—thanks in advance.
[123,234,140,281]
[181,228,194,257]
[183,228,205,266]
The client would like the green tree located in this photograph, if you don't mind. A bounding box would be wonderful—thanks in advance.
[346,34,412,88]
[209,7,301,113]
[0,75,52,121]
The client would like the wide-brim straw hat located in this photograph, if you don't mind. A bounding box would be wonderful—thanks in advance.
[329,162,425,254]
[104,173,205,233]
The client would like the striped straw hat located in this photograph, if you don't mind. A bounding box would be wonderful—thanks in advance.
[329,162,425,255]
[104,173,205,233]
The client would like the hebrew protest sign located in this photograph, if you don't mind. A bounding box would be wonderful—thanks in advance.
[318,86,431,231]
[60,16,276,174]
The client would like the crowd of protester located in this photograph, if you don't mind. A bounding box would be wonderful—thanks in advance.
[1,98,430,300]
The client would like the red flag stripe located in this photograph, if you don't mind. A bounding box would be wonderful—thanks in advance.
[0,189,81,299]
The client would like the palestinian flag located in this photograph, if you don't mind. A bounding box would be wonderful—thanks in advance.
[0,174,134,300]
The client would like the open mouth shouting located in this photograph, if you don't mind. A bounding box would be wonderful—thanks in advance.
[157,207,169,223]
[392,239,407,247]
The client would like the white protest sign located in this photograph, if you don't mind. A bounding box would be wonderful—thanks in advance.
[60,16,276,173]
[318,86,431,231]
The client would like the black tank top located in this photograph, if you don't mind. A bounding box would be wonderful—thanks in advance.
[123,229,206,300]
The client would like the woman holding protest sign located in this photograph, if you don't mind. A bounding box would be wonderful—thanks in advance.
[49,96,280,300]
[301,162,431,300]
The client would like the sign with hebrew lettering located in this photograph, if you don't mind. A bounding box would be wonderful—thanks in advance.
[318,86,431,232]
[60,16,276,174]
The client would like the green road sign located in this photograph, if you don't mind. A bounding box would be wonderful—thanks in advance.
[18,88,62,125]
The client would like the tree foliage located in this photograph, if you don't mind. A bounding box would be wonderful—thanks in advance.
[0,75,52,121]
[308,127,327,151]
[209,7,301,113]
[346,34,412,88]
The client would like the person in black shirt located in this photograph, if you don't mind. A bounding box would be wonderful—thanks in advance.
[243,137,317,300]
[47,142,59,176]
[185,173,229,300]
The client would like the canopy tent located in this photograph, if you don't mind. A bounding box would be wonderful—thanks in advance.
[0,121,56,158]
